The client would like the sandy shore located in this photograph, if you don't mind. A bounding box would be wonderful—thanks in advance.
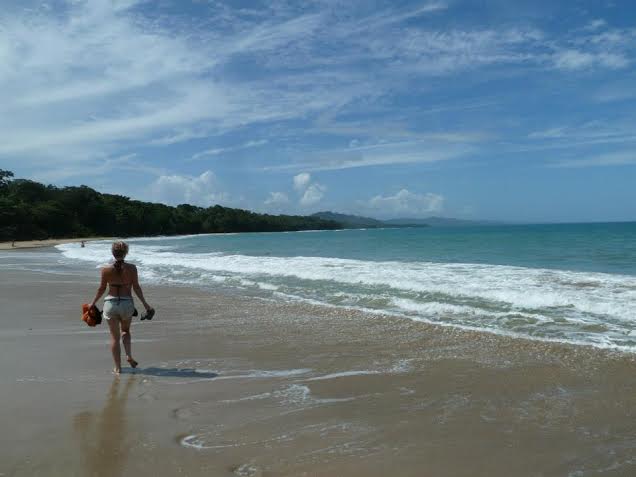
[0,237,111,250]
[1,265,636,476]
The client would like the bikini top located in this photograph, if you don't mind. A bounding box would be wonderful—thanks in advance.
[109,261,131,298]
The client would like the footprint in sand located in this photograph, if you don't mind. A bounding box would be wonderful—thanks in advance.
[231,463,263,477]
[172,407,196,421]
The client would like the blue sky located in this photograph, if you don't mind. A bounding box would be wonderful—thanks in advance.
[1,0,635,222]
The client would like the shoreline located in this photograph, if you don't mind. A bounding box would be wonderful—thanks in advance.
[7,240,635,357]
[2,266,636,476]
[0,237,112,250]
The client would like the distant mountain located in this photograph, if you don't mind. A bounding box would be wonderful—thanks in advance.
[312,211,497,229]
[311,211,385,228]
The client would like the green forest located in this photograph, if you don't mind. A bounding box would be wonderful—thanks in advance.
[0,170,341,241]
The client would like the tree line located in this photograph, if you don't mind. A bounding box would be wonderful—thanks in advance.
[0,170,341,240]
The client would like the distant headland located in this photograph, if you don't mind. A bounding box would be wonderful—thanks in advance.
[311,211,498,228]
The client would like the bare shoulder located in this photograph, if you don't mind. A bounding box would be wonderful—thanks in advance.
[125,262,139,276]
[99,265,112,282]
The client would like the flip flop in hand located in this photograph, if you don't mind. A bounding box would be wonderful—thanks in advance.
[141,308,155,321]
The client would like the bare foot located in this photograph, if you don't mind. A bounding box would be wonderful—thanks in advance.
[127,357,138,369]
[113,367,121,375]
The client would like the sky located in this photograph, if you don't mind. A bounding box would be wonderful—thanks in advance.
[1,0,635,223]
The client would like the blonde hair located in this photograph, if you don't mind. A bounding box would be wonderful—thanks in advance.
[111,241,129,261]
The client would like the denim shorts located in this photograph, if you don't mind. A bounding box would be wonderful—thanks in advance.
[103,297,135,321]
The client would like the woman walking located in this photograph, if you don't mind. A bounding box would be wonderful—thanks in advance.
[90,241,154,374]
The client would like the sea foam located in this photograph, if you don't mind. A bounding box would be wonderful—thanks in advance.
[56,241,636,351]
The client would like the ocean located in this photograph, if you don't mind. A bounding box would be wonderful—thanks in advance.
[45,222,636,352]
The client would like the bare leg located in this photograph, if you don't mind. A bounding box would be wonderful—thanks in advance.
[121,319,137,368]
[107,318,122,373]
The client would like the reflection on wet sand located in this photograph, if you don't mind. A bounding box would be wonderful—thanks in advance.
[74,376,135,477]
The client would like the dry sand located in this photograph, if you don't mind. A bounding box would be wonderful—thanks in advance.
[0,237,110,250]
[1,266,636,476]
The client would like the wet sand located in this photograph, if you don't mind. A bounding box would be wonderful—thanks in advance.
[1,267,636,476]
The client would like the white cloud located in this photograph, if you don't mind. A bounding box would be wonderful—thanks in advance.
[30,152,166,183]
[146,170,229,206]
[552,49,628,70]
[293,172,312,191]
[300,183,326,207]
[292,171,325,207]
[191,139,268,161]
[342,2,448,36]
[225,13,324,55]
[3,0,635,194]
[584,19,607,32]
[264,191,290,206]
[0,3,226,162]
[384,28,544,75]
[551,25,636,71]
[0,85,231,157]
[364,189,444,215]
[528,127,567,139]
[0,2,366,168]
[148,128,215,146]
[273,140,472,172]
[549,152,636,168]
[526,120,636,148]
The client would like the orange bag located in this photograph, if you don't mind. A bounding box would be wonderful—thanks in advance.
[82,304,103,327]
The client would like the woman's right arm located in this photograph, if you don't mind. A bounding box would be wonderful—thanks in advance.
[131,265,152,311]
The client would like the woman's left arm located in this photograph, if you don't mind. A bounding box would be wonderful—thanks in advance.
[90,268,108,307]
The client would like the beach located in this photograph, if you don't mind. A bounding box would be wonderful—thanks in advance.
[3,1,634,474]
[2,258,636,476]
[0,238,109,251]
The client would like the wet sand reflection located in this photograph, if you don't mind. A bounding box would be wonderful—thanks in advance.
[74,376,135,477]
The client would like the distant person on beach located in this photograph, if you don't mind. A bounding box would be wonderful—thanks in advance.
[90,241,154,374]
[81,240,85,248]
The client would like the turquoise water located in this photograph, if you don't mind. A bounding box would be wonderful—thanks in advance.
[148,222,636,275]
[56,222,636,351]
